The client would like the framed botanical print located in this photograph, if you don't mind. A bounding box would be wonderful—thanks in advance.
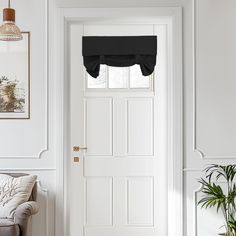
[0,32,30,119]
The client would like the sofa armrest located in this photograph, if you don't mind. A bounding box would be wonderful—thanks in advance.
[14,201,39,236]
[14,201,39,220]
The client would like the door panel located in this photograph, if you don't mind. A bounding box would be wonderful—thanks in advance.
[86,177,113,226]
[86,98,113,156]
[127,98,154,156]
[127,177,154,226]
[84,158,156,176]
[70,22,168,236]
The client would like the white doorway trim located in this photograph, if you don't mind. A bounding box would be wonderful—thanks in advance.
[55,7,183,236]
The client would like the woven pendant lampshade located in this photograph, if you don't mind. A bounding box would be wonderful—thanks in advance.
[0,0,22,41]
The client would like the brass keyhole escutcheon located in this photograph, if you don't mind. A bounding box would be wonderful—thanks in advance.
[74,157,80,163]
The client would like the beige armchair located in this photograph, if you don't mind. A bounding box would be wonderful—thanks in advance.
[0,173,39,236]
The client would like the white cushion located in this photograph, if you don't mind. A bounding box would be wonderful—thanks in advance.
[0,174,37,218]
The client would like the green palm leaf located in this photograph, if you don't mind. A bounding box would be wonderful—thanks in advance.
[198,164,236,234]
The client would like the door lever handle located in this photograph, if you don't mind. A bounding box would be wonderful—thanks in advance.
[73,146,87,152]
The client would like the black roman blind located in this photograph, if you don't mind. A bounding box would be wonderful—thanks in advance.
[82,36,157,78]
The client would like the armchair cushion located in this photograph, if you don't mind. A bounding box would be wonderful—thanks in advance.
[0,174,37,218]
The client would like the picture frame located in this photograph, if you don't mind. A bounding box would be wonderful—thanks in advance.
[0,32,30,119]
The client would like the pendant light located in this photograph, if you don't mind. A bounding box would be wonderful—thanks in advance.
[0,0,22,41]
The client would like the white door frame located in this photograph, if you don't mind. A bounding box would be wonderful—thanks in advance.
[55,7,183,236]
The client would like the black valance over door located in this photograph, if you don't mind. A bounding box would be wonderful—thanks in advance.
[82,36,157,78]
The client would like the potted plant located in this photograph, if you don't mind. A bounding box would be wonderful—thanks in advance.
[198,164,236,236]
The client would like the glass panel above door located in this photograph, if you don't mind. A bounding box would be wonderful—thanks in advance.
[87,65,152,90]
[108,67,129,88]
[130,65,150,88]
[87,65,107,88]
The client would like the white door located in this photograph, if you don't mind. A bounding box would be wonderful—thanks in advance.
[69,21,168,236]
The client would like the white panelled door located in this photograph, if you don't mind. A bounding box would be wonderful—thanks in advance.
[70,22,168,236]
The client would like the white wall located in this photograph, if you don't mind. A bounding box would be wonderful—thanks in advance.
[56,0,236,235]
[184,1,236,235]
[0,0,58,235]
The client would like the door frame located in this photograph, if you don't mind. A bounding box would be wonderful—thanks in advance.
[55,7,183,236]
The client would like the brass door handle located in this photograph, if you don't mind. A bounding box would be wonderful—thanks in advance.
[73,146,87,152]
